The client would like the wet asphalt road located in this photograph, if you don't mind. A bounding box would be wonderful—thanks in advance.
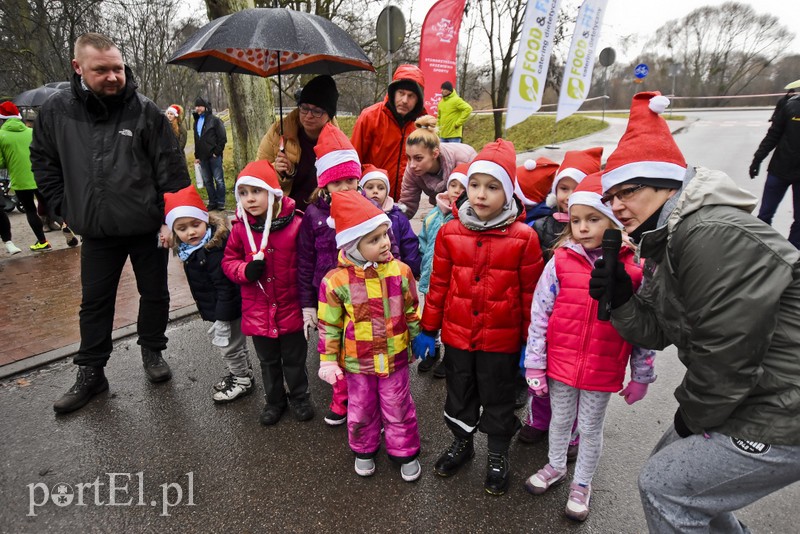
[1,318,797,533]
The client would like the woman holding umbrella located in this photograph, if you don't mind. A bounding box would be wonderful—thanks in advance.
[257,75,339,212]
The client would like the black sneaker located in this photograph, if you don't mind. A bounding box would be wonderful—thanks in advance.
[417,353,439,373]
[290,398,315,422]
[324,409,347,426]
[260,404,286,426]
[434,437,474,477]
[141,347,172,383]
[53,366,109,414]
[432,358,447,379]
[484,451,510,496]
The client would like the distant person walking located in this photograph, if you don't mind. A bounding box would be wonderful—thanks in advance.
[750,92,800,248]
[436,81,472,143]
[193,97,227,211]
[30,32,190,414]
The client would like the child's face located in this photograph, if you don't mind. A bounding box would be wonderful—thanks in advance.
[362,179,388,205]
[467,172,506,221]
[237,184,270,218]
[357,223,392,263]
[326,177,358,193]
[556,177,578,213]
[569,204,615,250]
[446,179,465,205]
[406,144,440,175]
[173,217,208,246]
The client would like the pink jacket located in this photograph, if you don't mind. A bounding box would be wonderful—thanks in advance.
[397,142,476,218]
[222,196,304,337]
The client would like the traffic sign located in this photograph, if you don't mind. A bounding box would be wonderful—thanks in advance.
[634,63,649,79]
[376,5,406,53]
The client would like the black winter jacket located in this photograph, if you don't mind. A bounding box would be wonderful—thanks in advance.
[30,70,190,238]
[192,103,227,160]
[180,215,241,322]
[753,94,800,183]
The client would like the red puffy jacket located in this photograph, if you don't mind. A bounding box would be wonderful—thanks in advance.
[546,246,643,391]
[351,64,428,201]
[421,203,544,353]
[222,196,304,338]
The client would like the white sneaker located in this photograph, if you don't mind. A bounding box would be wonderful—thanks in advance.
[212,374,253,403]
[400,459,421,482]
[4,241,21,255]
[354,457,375,477]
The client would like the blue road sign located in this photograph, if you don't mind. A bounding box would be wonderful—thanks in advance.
[634,63,649,79]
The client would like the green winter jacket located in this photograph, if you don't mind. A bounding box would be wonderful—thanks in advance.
[437,91,472,139]
[611,167,800,445]
[0,118,37,191]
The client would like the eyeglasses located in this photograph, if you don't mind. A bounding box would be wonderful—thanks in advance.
[298,104,326,118]
[601,184,648,206]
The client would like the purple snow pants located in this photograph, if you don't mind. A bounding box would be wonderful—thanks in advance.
[346,368,420,462]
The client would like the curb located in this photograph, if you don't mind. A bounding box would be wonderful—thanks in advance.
[0,305,200,380]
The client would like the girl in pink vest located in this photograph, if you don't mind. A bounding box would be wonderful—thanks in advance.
[521,173,656,522]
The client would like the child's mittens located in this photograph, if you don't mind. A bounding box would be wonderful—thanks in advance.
[208,320,231,347]
[412,333,436,360]
[318,361,343,385]
[619,381,649,405]
[244,259,266,282]
[525,368,548,396]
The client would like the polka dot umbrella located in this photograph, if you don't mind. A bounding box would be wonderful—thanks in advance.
[167,7,375,133]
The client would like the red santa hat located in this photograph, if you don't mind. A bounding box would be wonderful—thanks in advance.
[448,162,470,188]
[467,138,517,206]
[601,92,686,193]
[0,101,21,120]
[568,171,622,228]
[164,186,209,231]
[328,190,391,249]
[314,123,361,188]
[359,164,390,192]
[165,105,182,118]
[515,157,559,207]
[235,160,284,260]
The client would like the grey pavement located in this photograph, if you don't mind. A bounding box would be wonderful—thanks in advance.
[1,109,797,532]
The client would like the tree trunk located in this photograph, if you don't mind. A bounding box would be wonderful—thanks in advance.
[205,0,274,175]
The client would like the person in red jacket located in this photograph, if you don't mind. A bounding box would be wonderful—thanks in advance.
[222,160,313,426]
[414,139,544,496]
[521,173,655,522]
[351,64,427,201]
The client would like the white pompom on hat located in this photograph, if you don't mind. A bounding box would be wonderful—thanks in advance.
[601,91,686,193]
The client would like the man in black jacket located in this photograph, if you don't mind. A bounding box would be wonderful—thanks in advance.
[30,33,191,414]
[193,97,227,211]
[750,93,800,249]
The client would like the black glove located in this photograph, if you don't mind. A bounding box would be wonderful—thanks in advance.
[589,258,634,309]
[673,409,693,438]
[748,160,760,179]
[244,259,266,282]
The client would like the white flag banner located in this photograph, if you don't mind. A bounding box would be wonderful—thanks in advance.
[555,0,608,122]
[505,0,562,130]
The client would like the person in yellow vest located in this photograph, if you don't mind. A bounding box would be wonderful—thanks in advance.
[437,81,472,144]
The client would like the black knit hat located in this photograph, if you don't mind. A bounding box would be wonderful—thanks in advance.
[441,81,453,91]
[298,75,338,118]
[194,97,208,107]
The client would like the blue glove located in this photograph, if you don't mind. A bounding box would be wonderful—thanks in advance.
[519,347,527,369]
[412,333,436,360]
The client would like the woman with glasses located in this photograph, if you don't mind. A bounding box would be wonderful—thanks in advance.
[590,91,800,533]
[257,75,339,211]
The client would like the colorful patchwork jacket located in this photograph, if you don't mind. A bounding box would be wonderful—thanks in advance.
[317,252,420,376]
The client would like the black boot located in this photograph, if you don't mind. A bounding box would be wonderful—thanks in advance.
[141,347,172,383]
[53,366,109,414]
[484,450,511,496]
[434,436,474,477]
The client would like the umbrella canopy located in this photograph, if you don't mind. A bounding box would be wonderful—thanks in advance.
[167,8,374,77]
[13,86,61,108]
[45,81,71,90]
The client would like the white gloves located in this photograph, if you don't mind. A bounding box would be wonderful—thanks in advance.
[318,361,344,385]
[302,307,318,340]
[208,320,231,347]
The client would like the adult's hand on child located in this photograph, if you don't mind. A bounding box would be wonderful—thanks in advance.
[244,259,266,282]
[589,258,634,309]
[525,369,548,396]
[208,320,231,347]
[619,381,648,405]
[159,224,173,249]
[318,361,343,385]
[412,333,436,360]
